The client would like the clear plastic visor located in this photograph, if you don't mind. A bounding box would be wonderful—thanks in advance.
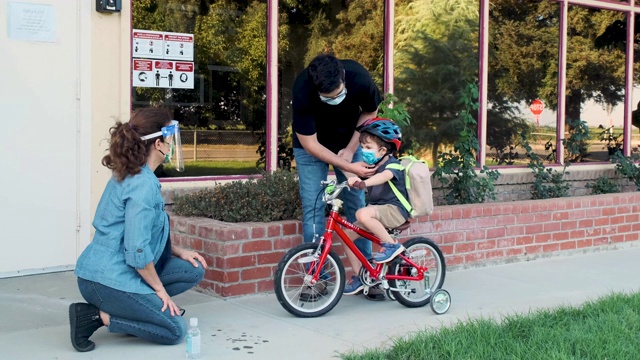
[140,120,184,172]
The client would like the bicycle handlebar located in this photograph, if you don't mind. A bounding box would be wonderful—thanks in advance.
[321,180,350,203]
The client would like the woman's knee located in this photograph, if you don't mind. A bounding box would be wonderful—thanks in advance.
[163,317,187,345]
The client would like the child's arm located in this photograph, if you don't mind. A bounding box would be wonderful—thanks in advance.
[354,170,394,187]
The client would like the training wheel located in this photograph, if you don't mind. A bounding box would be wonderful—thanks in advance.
[386,288,396,301]
[430,289,451,315]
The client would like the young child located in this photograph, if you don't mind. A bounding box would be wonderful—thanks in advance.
[343,118,411,295]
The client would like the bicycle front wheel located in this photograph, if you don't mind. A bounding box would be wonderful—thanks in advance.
[388,237,446,308]
[274,243,345,317]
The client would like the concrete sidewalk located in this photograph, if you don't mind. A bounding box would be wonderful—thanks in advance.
[2,245,639,360]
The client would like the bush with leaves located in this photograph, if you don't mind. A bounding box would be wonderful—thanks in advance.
[172,169,302,222]
[611,152,640,190]
[521,130,570,199]
[586,176,620,195]
[432,83,500,205]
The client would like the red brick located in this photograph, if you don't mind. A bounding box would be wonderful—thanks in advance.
[455,242,476,253]
[439,244,454,255]
[594,217,610,226]
[203,240,220,254]
[552,231,570,241]
[283,222,297,235]
[477,218,497,227]
[444,232,465,243]
[221,282,256,297]
[585,208,601,217]
[526,224,545,234]
[464,252,485,263]
[625,214,640,223]
[251,226,266,239]
[188,238,203,251]
[516,214,535,224]
[451,208,463,219]
[577,239,592,248]
[542,243,560,253]
[559,241,576,251]
[515,235,534,246]
[610,215,625,225]
[217,228,249,241]
[256,251,286,265]
[506,248,524,257]
[534,233,551,243]
[465,229,486,241]
[257,278,275,293]
[507,226,525,236]
[578,219,593,228]
[487,227,506,239]
[201,254,214,268]
[553,211,569,221]
[204,269,223,282]
[497,238,515,248]
[625,233,639,242]
[483,207,495,216]
[267,225,281,237]
[222,242,241,256]
[496,215,516,226]
[456,219,477,230]
[602,207,616,216]
[274,237,302,250]
[241,266,273,281]
[485,250,505,260]
[188,222,197,235]
[241,240,273,253]
[610,235,624,243]
[593,237,609,246]
[561,221,577,230]
[440,210,452,220]
[477,240,496,250]
[525,245,543,254]
[224,255,256,269]
[617,224,632,234]
[447,255,464,266]
[569,229,585,239]
[534,213,552,222]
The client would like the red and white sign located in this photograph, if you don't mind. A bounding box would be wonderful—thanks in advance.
[164,32,194,61]
[530,99,544,127]
[132,59,194,89]
[132,30,164,59]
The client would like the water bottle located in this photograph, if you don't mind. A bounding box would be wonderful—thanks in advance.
[186,317,201,359]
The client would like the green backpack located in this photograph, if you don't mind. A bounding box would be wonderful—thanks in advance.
[385,155,434,218]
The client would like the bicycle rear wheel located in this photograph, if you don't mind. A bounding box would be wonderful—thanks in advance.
[274,243,345,317]
[388,237,446,308]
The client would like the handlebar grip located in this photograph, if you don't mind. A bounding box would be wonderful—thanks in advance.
[353,180,366,190]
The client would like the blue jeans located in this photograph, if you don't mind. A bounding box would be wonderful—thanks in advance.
[293,147,372,259]
[77,257,205,345]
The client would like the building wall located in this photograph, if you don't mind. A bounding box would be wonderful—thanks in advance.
[0,0,130,276]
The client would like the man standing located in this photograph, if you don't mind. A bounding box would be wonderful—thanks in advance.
[292,53,385,301]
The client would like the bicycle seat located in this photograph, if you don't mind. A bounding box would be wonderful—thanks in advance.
[387,220,411,234]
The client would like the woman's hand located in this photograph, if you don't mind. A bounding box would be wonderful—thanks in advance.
[176,248,208,269]
[155,288,181,316]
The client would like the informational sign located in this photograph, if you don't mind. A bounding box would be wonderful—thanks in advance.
[164,33,194,61]
[7,2,56,43]
[132,30,164,59]
[133,59,194,89]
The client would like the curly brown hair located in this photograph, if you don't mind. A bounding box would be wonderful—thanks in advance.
[102,107,171,181]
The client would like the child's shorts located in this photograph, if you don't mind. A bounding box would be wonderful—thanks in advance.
[355,204,407,230]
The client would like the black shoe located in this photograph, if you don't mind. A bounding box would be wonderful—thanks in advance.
[69,303,104,352]
[299,281,328,302]
[364,285,386,301]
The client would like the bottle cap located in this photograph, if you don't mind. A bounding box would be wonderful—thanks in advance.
[190,317,198,327]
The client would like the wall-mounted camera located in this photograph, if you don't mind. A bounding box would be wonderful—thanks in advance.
[96,0,121,13]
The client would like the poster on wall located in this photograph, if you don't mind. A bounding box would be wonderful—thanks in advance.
[133,59,194,89]
[132,30,164,59]
[163,32,194,61]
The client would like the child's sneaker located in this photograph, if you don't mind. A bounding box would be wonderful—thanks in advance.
[373,243,405,263]
[343,275,364,295]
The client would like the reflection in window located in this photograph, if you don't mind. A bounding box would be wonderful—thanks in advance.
[487,1,559,166]
[395,0,479,164]
[566,6,626,163]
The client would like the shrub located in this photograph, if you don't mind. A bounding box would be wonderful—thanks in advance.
[611,152,640,190]
[586,176,620,195]
[432,83,500,205]
[172,169,302,222]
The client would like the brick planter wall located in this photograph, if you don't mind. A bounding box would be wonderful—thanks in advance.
[170,192,640,298]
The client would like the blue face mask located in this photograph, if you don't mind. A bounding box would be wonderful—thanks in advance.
[362,149,381,165]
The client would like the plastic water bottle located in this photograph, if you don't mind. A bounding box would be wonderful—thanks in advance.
[186,317,201,359]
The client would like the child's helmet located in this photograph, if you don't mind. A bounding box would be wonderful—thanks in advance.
[357,117,402,151]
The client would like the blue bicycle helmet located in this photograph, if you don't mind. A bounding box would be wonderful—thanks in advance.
[357,118,402,151]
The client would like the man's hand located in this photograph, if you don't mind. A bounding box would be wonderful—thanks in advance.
[337,148,354,163]
[348,162,378,178]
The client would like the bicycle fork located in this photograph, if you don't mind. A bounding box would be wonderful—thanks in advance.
[297,238,329,286]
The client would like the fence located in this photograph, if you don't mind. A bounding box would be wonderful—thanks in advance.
[180,130,262,162]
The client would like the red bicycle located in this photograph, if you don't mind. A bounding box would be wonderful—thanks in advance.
[274,180,451,318]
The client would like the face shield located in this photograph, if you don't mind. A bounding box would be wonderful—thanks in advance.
[141,120,184,172]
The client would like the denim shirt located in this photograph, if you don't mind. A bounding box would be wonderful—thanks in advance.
[75,165,169,294]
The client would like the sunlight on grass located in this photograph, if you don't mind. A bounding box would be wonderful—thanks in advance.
[159,160,264,177]
[341,292,640,360]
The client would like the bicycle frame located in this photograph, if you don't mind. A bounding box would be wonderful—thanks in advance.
[308,205,428,287]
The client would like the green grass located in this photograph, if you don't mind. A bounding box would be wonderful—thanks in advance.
[341,291,640,360]
[158,160,264,177]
